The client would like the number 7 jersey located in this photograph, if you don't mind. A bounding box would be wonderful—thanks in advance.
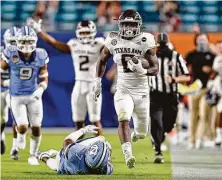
[67,37,104,82]
[104,31,156,95]
[2,48,49,96]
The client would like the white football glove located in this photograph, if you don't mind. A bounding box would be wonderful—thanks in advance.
[26,17,42,33]
[82,125,99,134]
[2,79,10,87]
[93,77,102,101]
[32,87,44,100]
[127,57,147,75]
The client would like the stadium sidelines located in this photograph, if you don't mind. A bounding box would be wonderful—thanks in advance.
[4,128,222,179]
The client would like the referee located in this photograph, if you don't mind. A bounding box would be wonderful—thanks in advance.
[149,33,190,163]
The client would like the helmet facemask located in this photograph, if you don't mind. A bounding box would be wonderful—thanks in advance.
[16,36,37,54]
[76,21,96,44]
[76,30,96,44]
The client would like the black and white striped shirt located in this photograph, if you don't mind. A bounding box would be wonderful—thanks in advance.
[148,49,189,94]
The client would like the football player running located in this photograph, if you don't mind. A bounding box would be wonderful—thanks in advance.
[1,26,49,165]
[1,27,20,158]
[26,18,104,135]
[37,125,113,175]
[93,9,159,168]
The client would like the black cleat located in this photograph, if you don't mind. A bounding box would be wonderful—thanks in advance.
[10,149,19,160]
[1,140,6,154]
[154,151,164,164]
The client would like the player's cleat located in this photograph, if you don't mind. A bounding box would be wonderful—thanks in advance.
[131,131,139,142]
[125,155,136,169]
[36,149,58,160]
[1,140,6,154]
[10,149,19,160]
[153,152,164,164]
[28,156,39,166]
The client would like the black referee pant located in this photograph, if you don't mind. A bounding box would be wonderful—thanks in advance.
[150,90,178,152]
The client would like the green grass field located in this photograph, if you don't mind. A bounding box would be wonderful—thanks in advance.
[1,133,172,180]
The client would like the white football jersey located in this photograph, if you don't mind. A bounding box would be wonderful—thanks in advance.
[67,37,104,82]
[105,31,156,95]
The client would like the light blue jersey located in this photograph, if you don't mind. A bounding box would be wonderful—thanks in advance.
[58,142,89,175]
[2,48,49,96]
[57,137,113,175]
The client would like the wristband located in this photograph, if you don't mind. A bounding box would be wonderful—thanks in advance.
[39,81,48,91]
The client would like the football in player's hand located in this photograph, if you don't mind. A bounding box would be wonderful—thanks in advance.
[132,56,150,69]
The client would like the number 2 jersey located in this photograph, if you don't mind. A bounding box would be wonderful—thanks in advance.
[67,37,104,82]
[105,32,156,95]
[1,48,49,96]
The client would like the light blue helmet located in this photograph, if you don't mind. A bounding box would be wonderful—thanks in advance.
[85,141,112,172]
[3,26,20,50]
[16,26,37,53]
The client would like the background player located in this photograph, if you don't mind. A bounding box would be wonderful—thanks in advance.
[37,125,113,175]
[1,27,19,158]
[1,26,49,165]
[26,18,104,136]
[93,9,159,168]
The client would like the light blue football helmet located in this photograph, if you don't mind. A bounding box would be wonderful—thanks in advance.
[3,26,20,50]
[16,26,37,53]
[85,140,112,172]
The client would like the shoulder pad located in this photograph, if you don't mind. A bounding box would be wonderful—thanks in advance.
[94,37,105,45]
[36,48,48,59]
[36,48,49,64]
[67,38,78,46]
[141,32,155,42]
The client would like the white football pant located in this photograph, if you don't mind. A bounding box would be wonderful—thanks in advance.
[10,95,43,127]
[71,81,102,122]
[114,88,150,138]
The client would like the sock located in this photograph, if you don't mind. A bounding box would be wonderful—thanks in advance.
[30,136,42,156]
[46,158,58,171]
[17,133,26,142]
[121,142,132,159]
[1,132,5,141]
[12,138,18,150]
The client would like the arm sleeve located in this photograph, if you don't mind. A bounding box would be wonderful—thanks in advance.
[143,33,156,53]
[67,39,74,49]
[38,48,49,65]
[176,53,189,76]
